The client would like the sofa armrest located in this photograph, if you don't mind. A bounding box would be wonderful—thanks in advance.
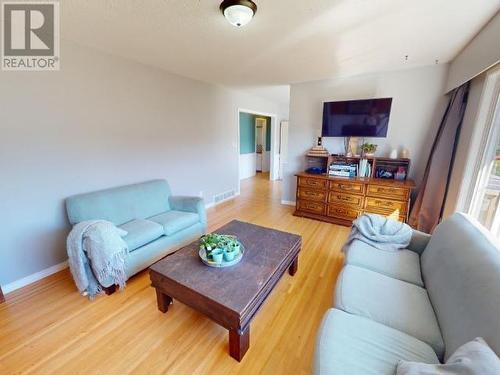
[169,196,207,224]
[407,230,431,255]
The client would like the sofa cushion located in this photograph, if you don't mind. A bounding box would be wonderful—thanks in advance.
[314,308,439,375]
[335,265,444,358]
[66,180,172,225]
[345,240,424,286]
[149,210,200,236]
[421,213,500,360]
[119,219,164,252]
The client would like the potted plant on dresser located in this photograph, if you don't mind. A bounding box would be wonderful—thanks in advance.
[361,142,378,157]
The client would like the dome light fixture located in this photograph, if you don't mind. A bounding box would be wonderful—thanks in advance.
[220,0,257,27]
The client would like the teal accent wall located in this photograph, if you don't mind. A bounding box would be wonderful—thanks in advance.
[265,117,271,151]
[239,112,255,154]
[239,112,272,154]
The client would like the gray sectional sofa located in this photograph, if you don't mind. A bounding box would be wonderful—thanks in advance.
[314,213,500,374]
[66,179,207,286]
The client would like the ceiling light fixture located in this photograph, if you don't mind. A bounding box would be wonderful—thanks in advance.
[220,0,257,27]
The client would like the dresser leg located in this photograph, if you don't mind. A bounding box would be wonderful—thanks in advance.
[229,325,250,361]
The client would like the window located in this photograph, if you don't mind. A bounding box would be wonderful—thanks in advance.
[469,86,500,237]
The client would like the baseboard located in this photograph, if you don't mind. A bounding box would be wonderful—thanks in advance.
[206,192,240,209]
[281,200,296,206]
[2,260,69,294]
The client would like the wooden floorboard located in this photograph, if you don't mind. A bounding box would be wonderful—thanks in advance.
[0,173,349,374]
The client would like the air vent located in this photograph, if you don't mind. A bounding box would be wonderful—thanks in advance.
[213,190,236,205]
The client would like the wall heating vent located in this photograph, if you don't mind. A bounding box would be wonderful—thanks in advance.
[213,190,236,204]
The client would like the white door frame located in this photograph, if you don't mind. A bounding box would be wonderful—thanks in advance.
[237,108,279,193]
[279,120,289,180]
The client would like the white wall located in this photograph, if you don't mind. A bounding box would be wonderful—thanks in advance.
[263,151,271,172]
[0,41,288,288]
[283,64,449,202]
[239,153,256,180]
[446,11,500,92]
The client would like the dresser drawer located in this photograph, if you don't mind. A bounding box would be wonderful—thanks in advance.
[327,204,360,220]
[297,200,326,215]
[367,184,409,200]
[363,208,406,222]
[298,177,328,190]
[298,188,327,202]
[328,191,363,208]
[364,197,407,215]
[330,181,365,195]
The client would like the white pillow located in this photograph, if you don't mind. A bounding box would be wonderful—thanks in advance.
[396,337,499,375]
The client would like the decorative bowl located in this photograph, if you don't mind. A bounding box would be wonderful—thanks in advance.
[199,242,244,268]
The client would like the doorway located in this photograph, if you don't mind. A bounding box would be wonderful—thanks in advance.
[238,109,282,189]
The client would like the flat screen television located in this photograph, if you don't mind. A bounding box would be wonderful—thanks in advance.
[322,98,392,137]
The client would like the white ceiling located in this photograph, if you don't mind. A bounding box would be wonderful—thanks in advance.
[62,0,500,87]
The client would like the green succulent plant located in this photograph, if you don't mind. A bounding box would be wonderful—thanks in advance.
[200,233,239,253]
[361,143,377,154]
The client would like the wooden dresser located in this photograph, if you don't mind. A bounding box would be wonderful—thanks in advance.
[294,172,415,226]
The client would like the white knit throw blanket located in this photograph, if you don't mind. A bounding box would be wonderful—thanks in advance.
[67,220,128,298]
[343,213,412,253]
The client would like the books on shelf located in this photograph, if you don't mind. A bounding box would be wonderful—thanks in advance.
[358,159,371,177]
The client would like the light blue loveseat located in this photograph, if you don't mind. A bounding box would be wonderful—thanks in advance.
[314,213,500,374]
[66,179,207,286]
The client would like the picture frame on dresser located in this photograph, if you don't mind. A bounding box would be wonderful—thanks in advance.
[0,286,5,303]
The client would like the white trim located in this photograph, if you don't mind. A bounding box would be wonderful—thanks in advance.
[281,200,296,206]
[239,153,257,180]
[3,260,69,294]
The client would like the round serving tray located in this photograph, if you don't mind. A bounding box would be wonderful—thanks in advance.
[199,244,245,268]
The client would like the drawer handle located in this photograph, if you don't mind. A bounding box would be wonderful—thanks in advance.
[338,195,352,201]
[305,191,320,196]
[376,187,396,193]
[375,200,394,207]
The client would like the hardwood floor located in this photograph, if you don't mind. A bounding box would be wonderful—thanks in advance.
[0,174,349,374]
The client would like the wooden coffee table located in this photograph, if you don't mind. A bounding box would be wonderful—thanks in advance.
[149,220,302,361]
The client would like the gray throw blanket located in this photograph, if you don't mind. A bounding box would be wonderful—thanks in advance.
[343,213,412,252]
[67,220,129,298]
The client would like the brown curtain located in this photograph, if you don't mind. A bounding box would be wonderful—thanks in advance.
[409,83,470,233]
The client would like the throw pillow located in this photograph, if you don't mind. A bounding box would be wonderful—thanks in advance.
[396,337,499,375]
